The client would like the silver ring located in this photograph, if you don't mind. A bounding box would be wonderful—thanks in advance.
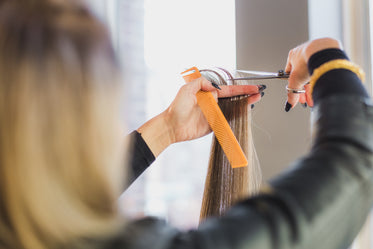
[286,85,306,94]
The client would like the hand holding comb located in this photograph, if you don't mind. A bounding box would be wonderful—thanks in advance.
[181,67,248,168]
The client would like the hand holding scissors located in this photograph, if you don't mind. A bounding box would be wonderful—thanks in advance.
[284,38,342,111]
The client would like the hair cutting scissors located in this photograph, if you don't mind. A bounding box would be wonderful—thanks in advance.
[228,69,290,81]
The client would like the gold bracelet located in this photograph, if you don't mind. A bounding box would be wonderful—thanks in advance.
[309,59,365,94]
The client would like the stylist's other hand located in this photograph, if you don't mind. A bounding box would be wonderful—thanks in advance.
[284,37,342,111]
[137,77,262,157]
[166,77,262,143]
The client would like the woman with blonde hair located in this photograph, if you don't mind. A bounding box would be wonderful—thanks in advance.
[0,1,126,248]
[1,1,373,249]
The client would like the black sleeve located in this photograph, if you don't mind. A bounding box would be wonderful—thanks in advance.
[125,131,155,189]
[122,49,373,249]
[308,48,369,101]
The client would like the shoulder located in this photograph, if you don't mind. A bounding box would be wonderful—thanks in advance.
[106,217,181,249]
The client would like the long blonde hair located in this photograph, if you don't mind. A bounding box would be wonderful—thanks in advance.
[0,1,125,248]
[199,69,261,221]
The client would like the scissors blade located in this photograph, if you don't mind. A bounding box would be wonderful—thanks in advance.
[236,69,279,77]
[228,75,289,81]
[227,69,289,81]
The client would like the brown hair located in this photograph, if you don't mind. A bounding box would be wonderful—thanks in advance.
[0,1,125,249]
[199,69,261,221]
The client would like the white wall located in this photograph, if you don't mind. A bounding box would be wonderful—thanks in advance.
[308,0,343,40]
[235,0,311,181]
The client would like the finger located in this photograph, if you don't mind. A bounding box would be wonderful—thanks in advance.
[193,77,215,93]
[188,77,218,101]
[287,91,300,108]
[287,67,305,89]
[306,97,314,107]
[304,84,314,107]
[285,62,292,75]
[299,93,306,104]
[286,68,308,106]
[247,92,261,105]
[217,85,260,98]
[285,50,293,74]
[306,96,314,107]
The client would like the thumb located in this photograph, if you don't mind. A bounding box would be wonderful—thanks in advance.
[188,77,215,94]
[185,77,218,101]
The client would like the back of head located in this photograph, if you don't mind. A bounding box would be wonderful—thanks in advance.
[0,1,125,248]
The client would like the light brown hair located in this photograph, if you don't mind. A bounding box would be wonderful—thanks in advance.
[0,1,125,249]
[199,69,261,221]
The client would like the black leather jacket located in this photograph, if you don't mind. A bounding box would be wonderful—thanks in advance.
[120,49,373,249]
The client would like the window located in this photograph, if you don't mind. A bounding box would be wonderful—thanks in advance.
[91,0,236,228]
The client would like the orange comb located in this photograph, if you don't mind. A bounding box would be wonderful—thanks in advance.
[181,67,248,168]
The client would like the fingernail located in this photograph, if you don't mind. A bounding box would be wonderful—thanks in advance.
[258,84,267,91]
[211,82,221,90]
[285,102,292,112]
[261,92,265,97]
[302,103,308,108]
[251,104,255,109]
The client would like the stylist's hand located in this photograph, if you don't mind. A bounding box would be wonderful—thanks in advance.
[165,77,262,143]
[284,37,342,111]
[137,77,262,157]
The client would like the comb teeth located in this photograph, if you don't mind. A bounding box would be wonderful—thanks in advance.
[181,67,248,168]
[196,91,247,167]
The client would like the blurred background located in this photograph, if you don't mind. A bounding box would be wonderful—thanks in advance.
[88,0,372,247]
